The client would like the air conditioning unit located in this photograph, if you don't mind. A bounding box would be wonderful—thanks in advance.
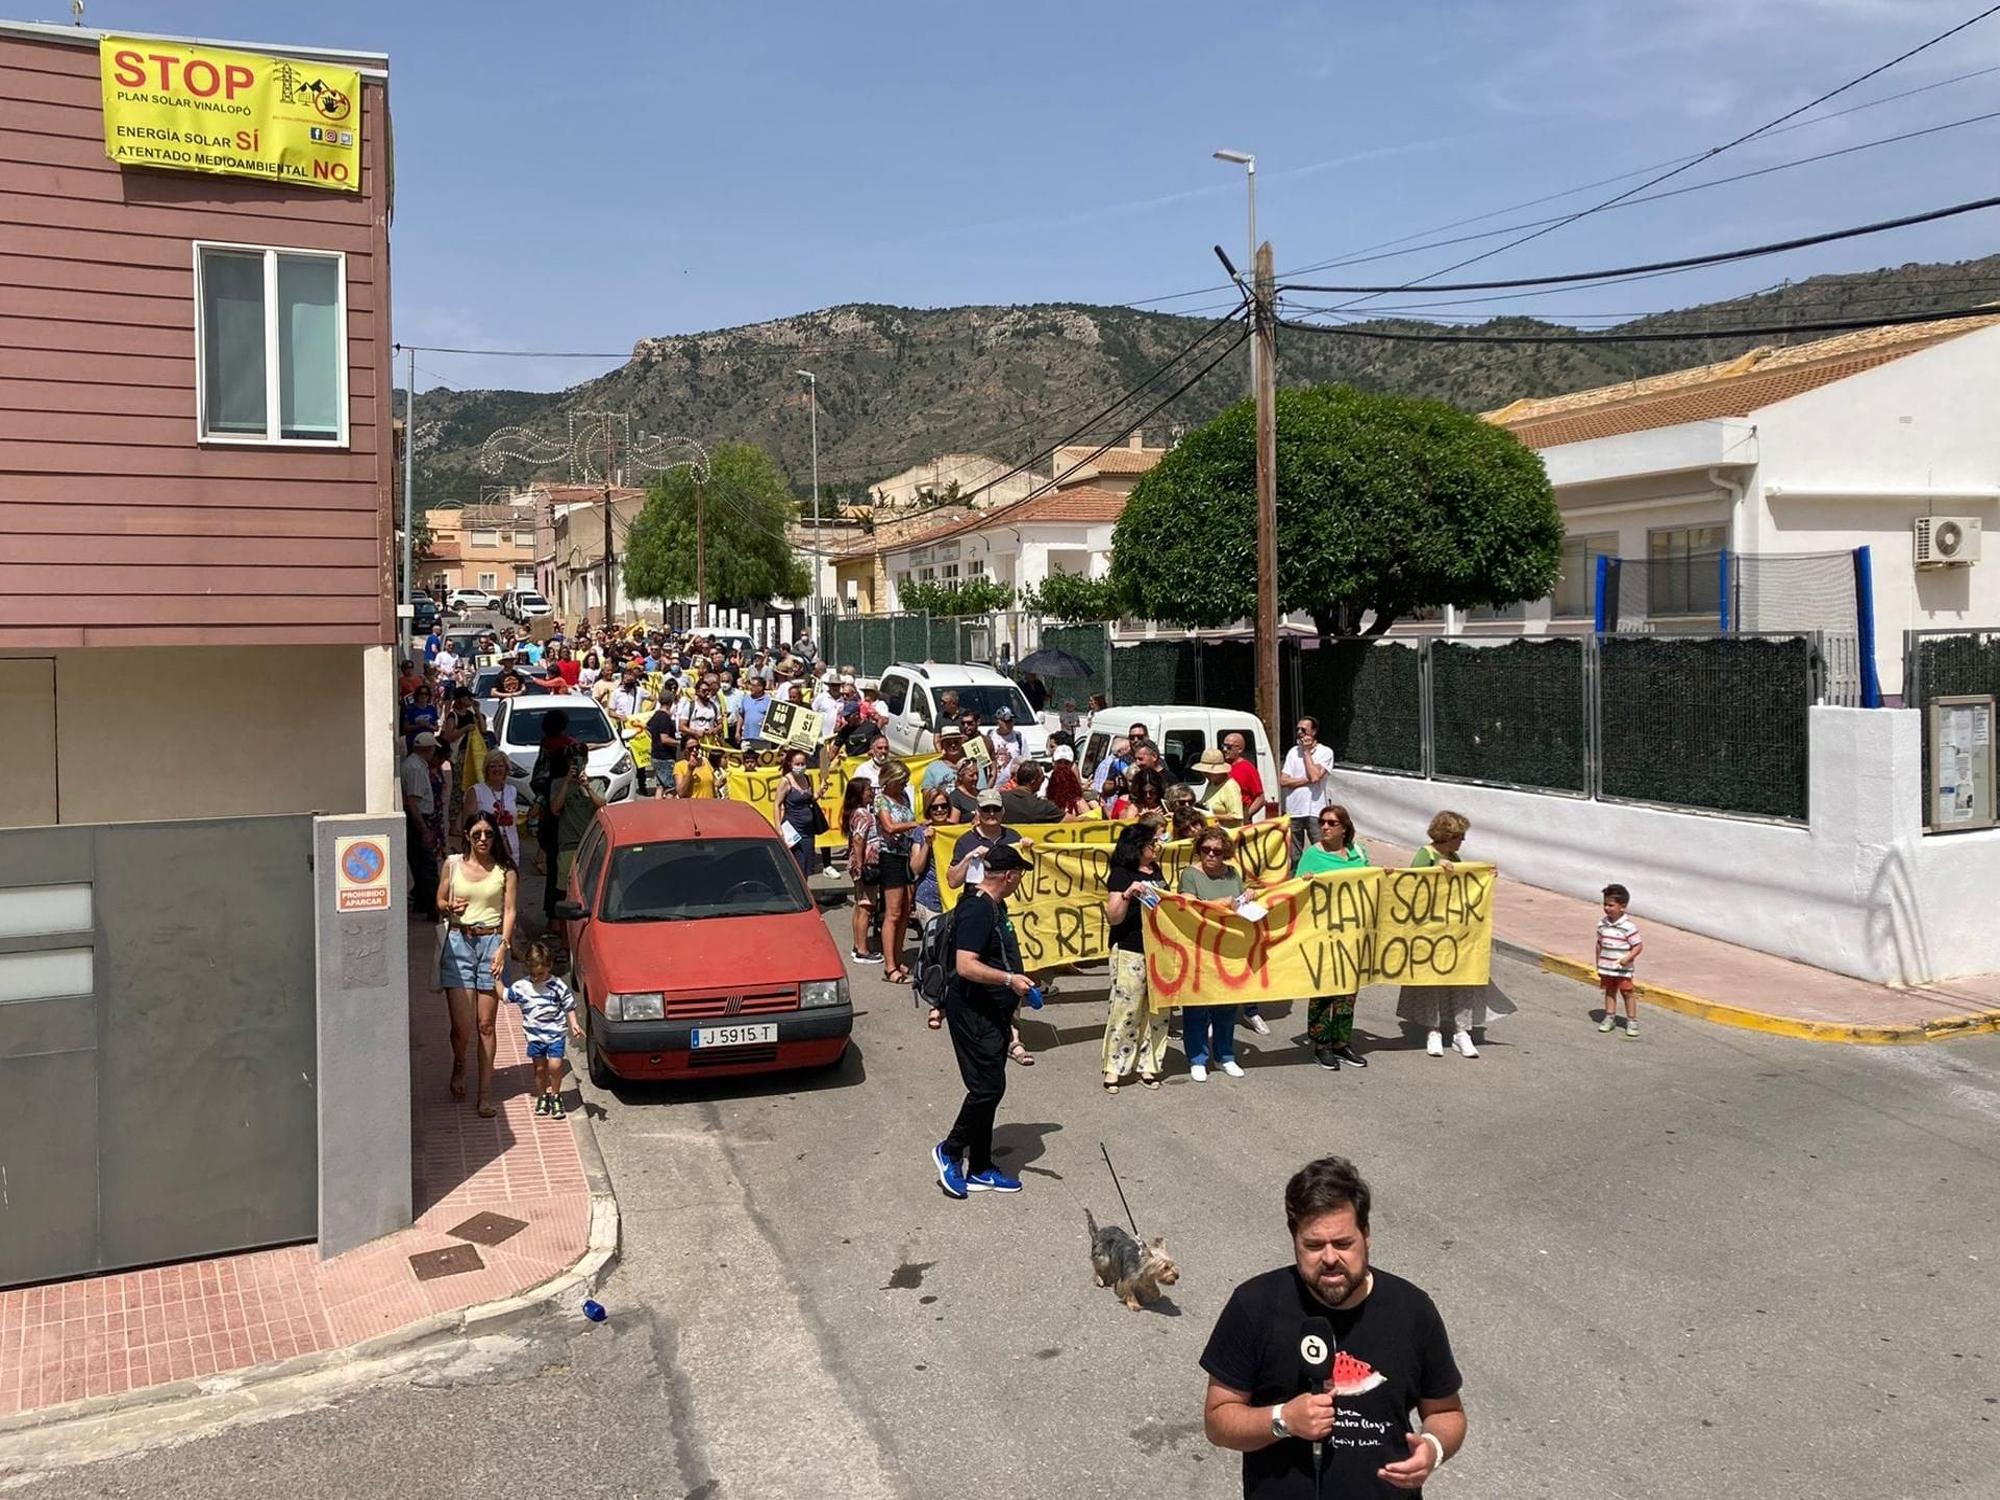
[1915,515,1982,568]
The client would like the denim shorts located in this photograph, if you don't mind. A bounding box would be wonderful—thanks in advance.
[439,928,504,989]
[526,1037,567,1060]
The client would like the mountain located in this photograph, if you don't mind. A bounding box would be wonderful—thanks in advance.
[405,255,2000,507]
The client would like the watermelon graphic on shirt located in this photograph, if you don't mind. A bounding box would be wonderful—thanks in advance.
[1331,1351,1385,1397]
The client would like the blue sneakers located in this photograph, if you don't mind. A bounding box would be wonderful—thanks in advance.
[932,1142,968,1200]
[965,1167,1022,1194]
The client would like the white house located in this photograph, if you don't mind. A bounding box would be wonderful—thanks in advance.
[1465,312,2000,700]
[880,485,1126,608]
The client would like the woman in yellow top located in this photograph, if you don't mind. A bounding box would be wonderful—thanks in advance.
[436,807,518,1117]
[1193,749,1245,826]
[674,733,721,798]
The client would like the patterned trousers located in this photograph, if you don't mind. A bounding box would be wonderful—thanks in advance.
[1307,992,1357,1048]
[1101,949,1171,1080]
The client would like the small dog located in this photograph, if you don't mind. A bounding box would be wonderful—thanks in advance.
[1086,1209,1180,1310]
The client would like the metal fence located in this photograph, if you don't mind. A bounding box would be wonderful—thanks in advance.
[1429,637,1589,793]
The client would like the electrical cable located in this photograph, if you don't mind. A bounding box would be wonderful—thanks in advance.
[1280,192,2000,295]
[1277,301,2000,345]
[1298,272,2000,324]
[1313,3,2000,314]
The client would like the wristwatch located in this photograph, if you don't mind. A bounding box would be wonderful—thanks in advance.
[1269,1405,1290,1439]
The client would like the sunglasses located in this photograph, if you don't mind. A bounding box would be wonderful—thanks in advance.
[469,828,494,839]
[1318,817,1342,827]
[1198,845,1229,858]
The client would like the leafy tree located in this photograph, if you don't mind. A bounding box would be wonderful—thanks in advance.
[1110,385,1561,638]
[897,577,1016,616]
[1020,571,1123,623]
[624,443,810,606]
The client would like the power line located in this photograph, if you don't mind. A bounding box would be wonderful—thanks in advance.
[1303,272,2000,323]
[1277,301,2000,346]
[1278,60,2000,280]
[1316,3,2000,316]
[1280,192,2000,295]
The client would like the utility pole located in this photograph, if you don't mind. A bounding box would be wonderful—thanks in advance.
[695,477,707,628]
[1253,241,1280,752]
[798,370,822,645]
[402,345,415,647]
[601,413,616,628]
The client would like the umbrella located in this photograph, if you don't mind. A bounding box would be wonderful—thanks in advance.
[1013,647,1094,679]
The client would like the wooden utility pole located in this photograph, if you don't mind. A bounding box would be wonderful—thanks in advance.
[1252,241,1280,752]
[600,413,616,628]
[695,478,707,628]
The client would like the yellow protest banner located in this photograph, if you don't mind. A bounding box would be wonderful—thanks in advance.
[1143,864,1495,1005]
[726,753,938,850]
[928,819,1294,972]
[100,37,362,192]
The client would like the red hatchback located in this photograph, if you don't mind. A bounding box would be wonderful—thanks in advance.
[555,800,852,1083]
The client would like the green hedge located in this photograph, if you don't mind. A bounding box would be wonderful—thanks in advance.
[1431,638,1586,792]
[1299,640,1423,774]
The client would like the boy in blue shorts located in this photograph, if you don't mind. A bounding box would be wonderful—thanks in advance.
[506,938,582,1117]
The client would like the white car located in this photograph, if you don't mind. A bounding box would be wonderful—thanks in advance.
[490,694,636,805]
[1077,705,1281,805]
[875,662,1047,760]
[447,588,497,613]
[511,590,553,621]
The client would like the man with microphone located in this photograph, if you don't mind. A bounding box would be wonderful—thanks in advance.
[1200,1156,1466,1496]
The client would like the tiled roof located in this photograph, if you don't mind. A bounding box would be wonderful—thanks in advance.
[839,487,1128,560]
[1487,312,2000,450]
[1051,444,1166,478]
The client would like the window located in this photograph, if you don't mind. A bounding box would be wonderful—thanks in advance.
[515,568,537,586]
[1553,531,1619,619]
[471,529,500,548]
[602,839,809,922]
[967,559,987,578]
[573,829,612,915]
[1161,730,1206,783]
[880,674,908,716]
[1465,600,1527,622]
[196,243,346,444]
[478,572,498,592]
[942,563,960,581]
[1647,525,1727,617]
[514,529,535,547]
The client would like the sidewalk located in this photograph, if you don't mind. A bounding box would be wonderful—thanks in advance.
[1372,840,2000,1044]
[0,921,605,1426]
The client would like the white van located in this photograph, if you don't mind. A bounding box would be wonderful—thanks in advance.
[876,662,1048,760]
[1077,705,1282,811]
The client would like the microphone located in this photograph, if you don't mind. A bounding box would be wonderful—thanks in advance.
[1298,1315,1334,1473]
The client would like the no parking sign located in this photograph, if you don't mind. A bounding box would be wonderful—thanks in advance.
[334,836,390,912]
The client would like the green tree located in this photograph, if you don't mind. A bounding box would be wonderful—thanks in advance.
[1019,571,1124,623]
[1110,385,1562,638]
[897,576,1016,616]
[624,443,810,606]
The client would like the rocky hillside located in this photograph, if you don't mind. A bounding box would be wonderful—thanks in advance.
[406,255,2000,506]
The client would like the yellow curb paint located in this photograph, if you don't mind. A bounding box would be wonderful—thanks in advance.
[1536,953,2000,1046]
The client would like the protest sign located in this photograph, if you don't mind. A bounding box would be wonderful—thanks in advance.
[759,699,824,751]
[1143,864,1495,1004]
[726,752,938,849]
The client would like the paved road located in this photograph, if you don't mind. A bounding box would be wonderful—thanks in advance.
[14,904,2000,1499]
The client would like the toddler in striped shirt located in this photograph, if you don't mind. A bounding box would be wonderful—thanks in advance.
[1595,883,1644,1038]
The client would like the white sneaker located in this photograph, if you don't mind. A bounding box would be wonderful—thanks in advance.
[1426,1030,1445,1057]
[1452,1030,1479,1059]
[1189,1063,1209,1082]
[1246,1012,1271,1036]
[1219,1060,1246,1078]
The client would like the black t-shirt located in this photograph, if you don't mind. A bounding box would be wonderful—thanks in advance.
[1000,790,1064,824]
[950,890,1020,1010]
[645,708,678,764]
[1200,1266,1461,1500]
[1105,865,1157,953]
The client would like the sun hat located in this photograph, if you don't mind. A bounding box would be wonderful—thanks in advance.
[410,731,440,749]
[1193,748,1231,775]
[977,788,1005,809]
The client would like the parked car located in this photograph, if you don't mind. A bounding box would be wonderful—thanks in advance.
[1076,705,1281,808]
[556,800,853,1083]
[447,587,497,614]
[875,662,1047,760]
[490,694,636,804]
[507,589,553,621]
[410,590,439,634]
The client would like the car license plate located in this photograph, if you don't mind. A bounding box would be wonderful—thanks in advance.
[690,1022,778,1049]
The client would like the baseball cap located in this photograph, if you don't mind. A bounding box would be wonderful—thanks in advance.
[995,706,1015,721]
[410,731,439,749]
[1050,745,1074,762]
[983,842,1031,873]
[977,788,1005,809]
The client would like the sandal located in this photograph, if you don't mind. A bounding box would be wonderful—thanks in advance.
[1138,1073,1162,1091]
[1102,1078,1119,1095]
[1009,1041,1036,1066]
[927,1008,943,1030]
[885,968,911,984]
[476,1099,498,1119]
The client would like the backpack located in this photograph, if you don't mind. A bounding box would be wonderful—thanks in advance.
[912,906,960,1009]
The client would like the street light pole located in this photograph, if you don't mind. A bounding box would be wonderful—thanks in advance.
[1214,149,1257,396]
[797,370,821,646]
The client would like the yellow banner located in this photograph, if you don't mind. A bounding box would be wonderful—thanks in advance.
[1144,865,1495,1003]
[930,820,1293,971]
[101,37,362,192]
[726,753,939,850]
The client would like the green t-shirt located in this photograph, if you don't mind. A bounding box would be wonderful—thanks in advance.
[1177,865,1245,902]
[1295,841,1369,876]
[1410,843,1459,868]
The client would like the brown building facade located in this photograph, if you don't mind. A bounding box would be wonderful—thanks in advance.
[0,23,396,825]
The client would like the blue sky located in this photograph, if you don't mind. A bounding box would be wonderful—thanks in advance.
[93,0,2000,390]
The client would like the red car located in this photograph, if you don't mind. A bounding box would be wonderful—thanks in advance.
[555,799,853,1083]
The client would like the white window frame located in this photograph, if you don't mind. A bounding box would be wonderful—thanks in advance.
[192,240,349,448]
[471,528,500,548]
[478,572,498,592]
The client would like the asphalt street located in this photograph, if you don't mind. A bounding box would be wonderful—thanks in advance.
[12,899,2000,1500]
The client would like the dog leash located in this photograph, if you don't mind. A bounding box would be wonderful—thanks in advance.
[1100,1142,1141,1237]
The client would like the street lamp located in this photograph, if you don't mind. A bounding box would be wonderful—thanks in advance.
[796,369,822,643]
[1213,149,1257,396]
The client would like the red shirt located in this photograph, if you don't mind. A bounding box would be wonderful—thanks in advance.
[556,659,582,687]
[1228,757,1264,807]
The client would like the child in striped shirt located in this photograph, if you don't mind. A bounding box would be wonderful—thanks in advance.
[506,938,583,1117]
[1595,883,1644,1038]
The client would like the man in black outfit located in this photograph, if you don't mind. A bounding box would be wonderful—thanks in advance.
[1201,1156,1466,1498]
[930,842,1034,1200]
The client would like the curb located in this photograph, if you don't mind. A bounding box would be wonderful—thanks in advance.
[0,1116,621,1446]
[1497,937,2000,1045]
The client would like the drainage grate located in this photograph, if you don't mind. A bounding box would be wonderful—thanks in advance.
[449,1212,527,1247]
[409,1243,486,1281]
